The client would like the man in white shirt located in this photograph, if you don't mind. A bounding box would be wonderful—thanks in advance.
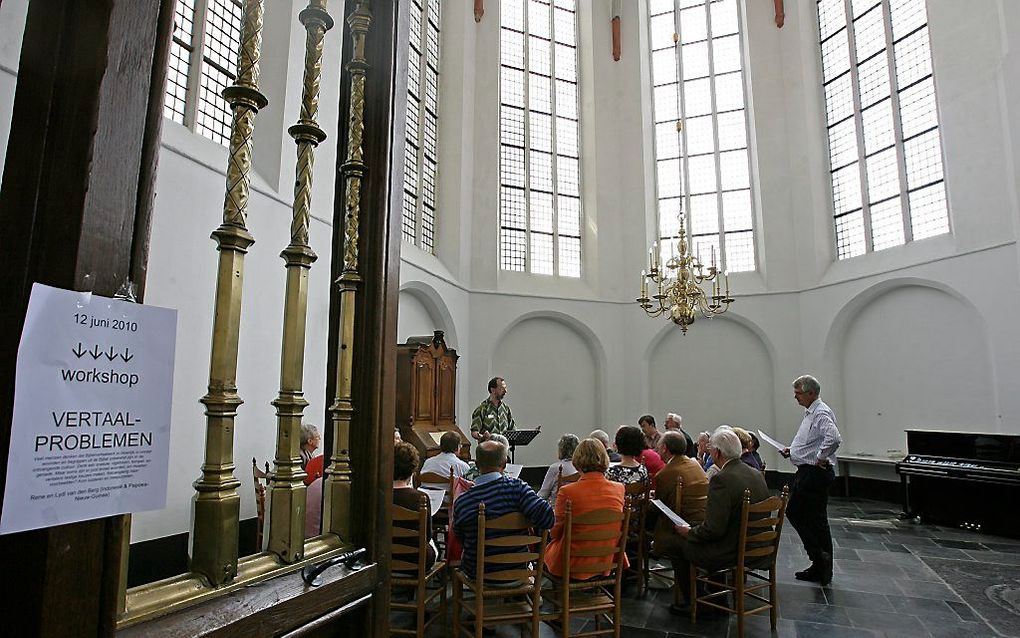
[419,431,470,491]
[781,374,842,586]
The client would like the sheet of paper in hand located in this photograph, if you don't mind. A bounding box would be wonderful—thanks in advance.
[756,429,788,452]
[651,498,689,528]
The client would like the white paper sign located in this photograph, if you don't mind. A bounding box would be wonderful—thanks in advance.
[756,429,788,452]
[0,284,177,535]
[651,499,689,528]
[504,463,523,479]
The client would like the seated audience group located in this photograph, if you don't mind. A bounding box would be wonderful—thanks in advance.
[391,413,775,620]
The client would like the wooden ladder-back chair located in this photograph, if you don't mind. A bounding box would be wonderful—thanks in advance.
[252,457,270,551]
[622,481,651,595]
[690,486,790,638]
[452,503,549,638]
[391,493,447,637]
[557,465,582,488]
[646,475,708,603]
[544,501,631,638]
[418,467,456,557]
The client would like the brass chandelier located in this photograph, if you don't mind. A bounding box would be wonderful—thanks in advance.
[636,215,734,333]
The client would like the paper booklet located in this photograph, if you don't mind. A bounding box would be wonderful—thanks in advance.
[504,463,523,479]
[757,429,788,452]
[427,431,445,446]
[419,487,446,517]
[651,499,689,528]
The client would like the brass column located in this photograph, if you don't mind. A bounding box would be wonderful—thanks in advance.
[267,0,333,562]
[192,0,268,586]
[323,0,371,540]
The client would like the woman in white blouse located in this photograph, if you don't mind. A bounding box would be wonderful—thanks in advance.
[537,433,580,503]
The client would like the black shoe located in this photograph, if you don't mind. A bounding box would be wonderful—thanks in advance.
[795,566,820,582]
[818,552,833,586]
[669,603,690,616]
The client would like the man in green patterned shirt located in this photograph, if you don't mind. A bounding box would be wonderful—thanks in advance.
[470,376,516,441]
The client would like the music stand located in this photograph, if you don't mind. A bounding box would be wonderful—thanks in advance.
[504,428,540,464]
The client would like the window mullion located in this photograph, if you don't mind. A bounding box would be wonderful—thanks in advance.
[881,0,913,243]
[414,0,429,248]
[842,0,875,253]
[705,0,727,272]
[185,0,212,130]
[548,7,559,276]
[523,8,532,273]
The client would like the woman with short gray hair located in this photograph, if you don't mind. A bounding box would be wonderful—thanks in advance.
[537,433,580,503]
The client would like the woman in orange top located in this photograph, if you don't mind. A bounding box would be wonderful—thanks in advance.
[545,439,628,580]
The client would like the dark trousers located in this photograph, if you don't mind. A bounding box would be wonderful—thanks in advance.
[786,464,835,566]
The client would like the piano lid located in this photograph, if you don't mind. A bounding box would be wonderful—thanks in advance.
[905,430,1020,466]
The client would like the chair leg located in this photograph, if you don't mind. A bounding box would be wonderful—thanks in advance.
[417,584,425,638]
[689,566,698,623]
[452,579,462,637]
[769,569,778,630]
[441,578,448,635]
[475,589,484,638]
[736,570,745,638]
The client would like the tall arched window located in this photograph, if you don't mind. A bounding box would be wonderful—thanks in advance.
[164,0,243,146]
[499,0,582,277]
[817,0,949,259]
[402,0,442,253]
[648,0,756,273]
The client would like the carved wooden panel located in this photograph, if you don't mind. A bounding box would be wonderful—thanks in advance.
[411,350,434,424]
[436,356,456,423]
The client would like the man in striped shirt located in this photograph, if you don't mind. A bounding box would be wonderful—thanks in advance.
[453,440,554,576]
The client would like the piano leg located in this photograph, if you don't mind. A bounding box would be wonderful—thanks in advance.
[898,474,912,519]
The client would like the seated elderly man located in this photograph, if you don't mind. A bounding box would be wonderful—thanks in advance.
[590,429,622,463]
[653,431,709,558]
[662,427,770,610]
[453,439,554,576]
[665,412,697,460]
[419,431,470,491]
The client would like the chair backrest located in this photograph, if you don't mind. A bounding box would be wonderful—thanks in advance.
[474,502,549,586]
[418,466,455,494]
[623,481,650,542]
[560,500,631,582]
[391,492,431,586]
[736,485,789,568]
[252,458,270,550]
[674,475,709,526]
[558,467,582,488]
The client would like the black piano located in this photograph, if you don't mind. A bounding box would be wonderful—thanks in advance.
[897,430,1020,538]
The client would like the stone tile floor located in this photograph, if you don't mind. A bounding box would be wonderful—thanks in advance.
[395,497,1020,637]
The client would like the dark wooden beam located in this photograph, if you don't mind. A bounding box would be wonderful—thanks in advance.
[0,1,172,635]
[324,0,409,635]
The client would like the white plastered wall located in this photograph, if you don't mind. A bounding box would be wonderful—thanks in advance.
[398,0,1020,483]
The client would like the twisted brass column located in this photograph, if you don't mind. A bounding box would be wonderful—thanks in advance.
[192,0,268,586]
[267,0,333,563]
[323,0,371,540]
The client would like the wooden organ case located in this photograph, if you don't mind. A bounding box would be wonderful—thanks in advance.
[396,331,469,458]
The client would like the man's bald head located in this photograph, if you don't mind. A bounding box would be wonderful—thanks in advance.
[476,440,508,473]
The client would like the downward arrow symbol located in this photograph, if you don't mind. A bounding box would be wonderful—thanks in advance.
[89,345,102,360]
[72,343,87,359]
[120,348,134,363]
[105,346,118,361]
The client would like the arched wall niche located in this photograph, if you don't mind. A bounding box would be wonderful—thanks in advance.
[825,279,997,457]
[398,280,458,347]
[646,314,776,441]
[491,312,605,466]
